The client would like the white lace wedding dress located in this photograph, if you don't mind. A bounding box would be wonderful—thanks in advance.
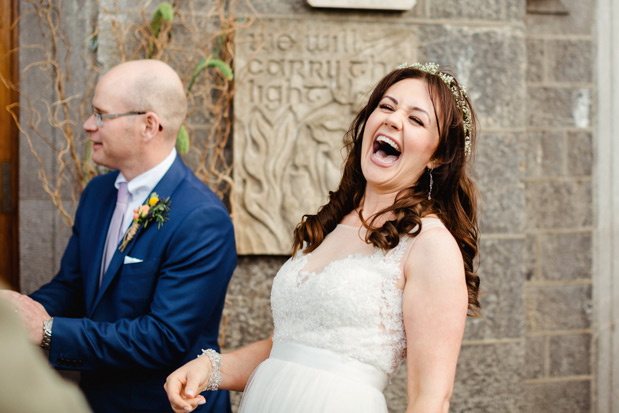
[238,217,445,413]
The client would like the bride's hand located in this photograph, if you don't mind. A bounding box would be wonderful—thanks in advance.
[165,355,213,412]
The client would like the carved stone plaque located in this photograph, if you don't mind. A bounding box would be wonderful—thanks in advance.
[307,0,417,10]
[234,18,417,254]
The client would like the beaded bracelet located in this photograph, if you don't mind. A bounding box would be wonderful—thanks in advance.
[198,349,223,391]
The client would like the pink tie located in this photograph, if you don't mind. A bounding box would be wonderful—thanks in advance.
[101,182,129,281]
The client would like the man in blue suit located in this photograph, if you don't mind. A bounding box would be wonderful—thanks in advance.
[3,59,236,412]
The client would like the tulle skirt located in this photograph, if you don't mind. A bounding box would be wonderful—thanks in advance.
[238,342,388,413]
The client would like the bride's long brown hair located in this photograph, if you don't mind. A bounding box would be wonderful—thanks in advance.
[292,66,481,316]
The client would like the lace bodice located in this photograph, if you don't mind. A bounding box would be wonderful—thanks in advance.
[271,217,445,377]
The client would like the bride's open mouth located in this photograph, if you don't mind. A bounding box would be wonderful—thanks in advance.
[372,135,401,164]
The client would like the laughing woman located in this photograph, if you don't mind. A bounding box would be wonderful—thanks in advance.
[165,63,481,413]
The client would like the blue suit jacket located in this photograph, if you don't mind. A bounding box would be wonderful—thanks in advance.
[30,156,236,413]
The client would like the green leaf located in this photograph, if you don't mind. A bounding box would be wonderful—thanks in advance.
[150,2,174,38]
[186,58,233,93]
[207,58,233,80]
[176,124,190,154]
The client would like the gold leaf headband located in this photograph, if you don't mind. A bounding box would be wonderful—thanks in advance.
[397,62,472,156]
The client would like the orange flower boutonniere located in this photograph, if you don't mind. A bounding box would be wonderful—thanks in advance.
[119,192,171,252]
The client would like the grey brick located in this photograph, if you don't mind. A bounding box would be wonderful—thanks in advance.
[464,238,525,340]
[539,232,592,281]
[525,130,564,178]
[475,133,525,234]
[525,335,545,379]
[527,38,546,83]
[526,380,591,412]
[525,180,591,230]
[546,39,594,84]
[526,0,593,36]
[549,333,591,377]
[525,233,537,281]
[526,285,592,332]
[430,0,525,20]
[221,295,273,350]
[385,362,408,412]
[527,86,592,128]
[566,131,592,177]
[452,342,526,412]
[420,26,526,130]
[19,200,57,294]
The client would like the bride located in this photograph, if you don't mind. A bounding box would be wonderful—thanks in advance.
[165,62,481,413]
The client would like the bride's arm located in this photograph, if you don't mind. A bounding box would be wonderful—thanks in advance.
[402,228,468,413]
[165,334,273,413]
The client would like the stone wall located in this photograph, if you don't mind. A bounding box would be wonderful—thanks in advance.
[16,0,600,411]
[524,0,594,410]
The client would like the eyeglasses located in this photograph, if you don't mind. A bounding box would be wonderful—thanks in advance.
[92,109,146,127]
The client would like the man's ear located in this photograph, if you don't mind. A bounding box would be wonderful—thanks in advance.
[141,112,161,142]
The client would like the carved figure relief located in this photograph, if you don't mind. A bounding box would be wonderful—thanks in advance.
[234,19,417,254]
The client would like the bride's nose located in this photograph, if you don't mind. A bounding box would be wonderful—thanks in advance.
[384,111,402,130]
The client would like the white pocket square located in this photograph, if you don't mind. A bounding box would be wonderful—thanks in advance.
[123,256,143,264]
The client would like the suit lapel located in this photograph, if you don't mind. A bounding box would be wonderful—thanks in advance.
[84,177,118,315]
[90,157,188,313]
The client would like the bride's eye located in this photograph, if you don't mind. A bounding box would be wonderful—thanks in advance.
[409,116,424,126]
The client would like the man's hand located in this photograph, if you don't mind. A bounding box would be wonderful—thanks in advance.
[0,290,50,345]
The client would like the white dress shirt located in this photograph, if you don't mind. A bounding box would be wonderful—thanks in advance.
[114,148,178,235]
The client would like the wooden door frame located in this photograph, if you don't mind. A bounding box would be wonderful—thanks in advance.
[0,0,19,289]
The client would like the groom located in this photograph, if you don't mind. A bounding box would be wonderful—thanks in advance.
[3,60,236,412]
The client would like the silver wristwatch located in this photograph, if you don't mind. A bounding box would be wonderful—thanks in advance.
[41,317,54,350]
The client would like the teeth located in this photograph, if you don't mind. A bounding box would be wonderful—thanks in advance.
[376,135,400,153]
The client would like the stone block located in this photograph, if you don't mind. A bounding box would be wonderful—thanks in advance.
[221,295,273,350]
[236,0,425,17]
[525,233,537,281]
[419,26,526,130]
[99,0,158,14]
[525,130,563,178]
[53,202,76,273]
[463,237,525,340]
[19,200,56,294]
[538,232,592,281]
[185,88,221,128]
[308,0,417,11]
[526,38,545,83]
[527,86,592,128]
[452,341,526,412]
[18,0,98,202]
[566,131,592,177]
[475,133,525,234]
[19,133,55,200]
[385,361,407,412]
[546,39,594,84]
[526,284,592,332]
[525,335,545,379]
[97,11,142,70]
[430,0,525,21]
[230,391,242,412]
[524,180,591,230]
[220,257,285,350]
[233,18,417,254]
[236,0,313,15]
[549,333,591,377]
[526,0,593,36]
[526,380,590,412]
[226,256,286,298]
